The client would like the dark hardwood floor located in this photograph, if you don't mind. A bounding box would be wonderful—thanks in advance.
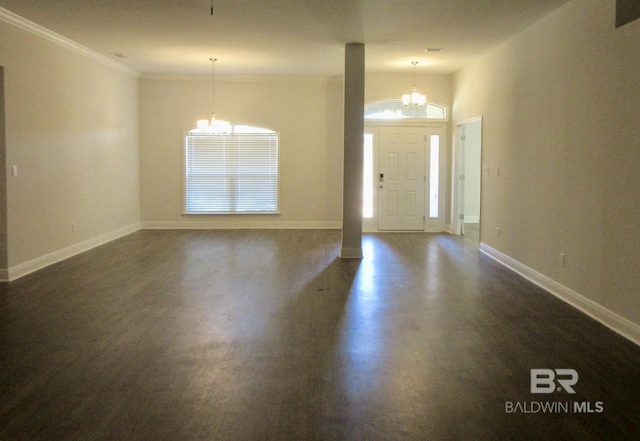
[1,229,640,440]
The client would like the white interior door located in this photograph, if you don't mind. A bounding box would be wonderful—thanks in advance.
[377,127,426,231]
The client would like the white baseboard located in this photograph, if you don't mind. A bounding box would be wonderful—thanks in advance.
[363,227,447,233]
[141,220,342,230]
[479,242,640,347]
[3,223,141,282]
[340,247,363,259]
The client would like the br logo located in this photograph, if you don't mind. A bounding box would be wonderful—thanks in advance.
[530,369,579,394]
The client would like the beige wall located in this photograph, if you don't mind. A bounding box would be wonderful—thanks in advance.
[0,18,140,273]
[453,0,640,325]
[139,75,344,228]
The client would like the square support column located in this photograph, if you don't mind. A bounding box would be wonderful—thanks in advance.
[340,43,365,259]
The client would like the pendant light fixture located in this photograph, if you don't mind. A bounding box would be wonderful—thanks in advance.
[196,57,231,133]
[402,61,426,109]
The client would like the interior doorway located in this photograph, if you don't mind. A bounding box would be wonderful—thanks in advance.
[453,118,482,240]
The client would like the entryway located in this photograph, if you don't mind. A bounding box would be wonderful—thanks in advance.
[363,123,446,232]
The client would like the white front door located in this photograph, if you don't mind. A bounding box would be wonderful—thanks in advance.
[377,127,426,231]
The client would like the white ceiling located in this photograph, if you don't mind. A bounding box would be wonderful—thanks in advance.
[0,0,571,75]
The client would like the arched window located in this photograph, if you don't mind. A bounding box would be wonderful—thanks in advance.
[364,99,446,120]
[185,125,279,214]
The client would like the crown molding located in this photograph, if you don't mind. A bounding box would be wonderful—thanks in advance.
[0,7,140,77]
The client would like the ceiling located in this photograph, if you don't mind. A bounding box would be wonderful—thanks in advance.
[0,0,572,76]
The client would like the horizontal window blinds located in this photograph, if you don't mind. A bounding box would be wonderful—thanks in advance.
[185,133,279,213]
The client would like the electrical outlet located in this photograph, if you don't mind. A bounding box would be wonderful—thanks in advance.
[71,222,77,232]
[482,166,490,176]
[164,205,170,213]
[496,227,501,238]
[559,253,566,267]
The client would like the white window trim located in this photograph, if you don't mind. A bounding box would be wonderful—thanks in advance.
[364,99,448,122]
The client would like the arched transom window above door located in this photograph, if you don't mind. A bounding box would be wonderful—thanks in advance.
[364,99,447,120]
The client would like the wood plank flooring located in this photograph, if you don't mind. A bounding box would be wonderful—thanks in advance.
[1,229,640,440]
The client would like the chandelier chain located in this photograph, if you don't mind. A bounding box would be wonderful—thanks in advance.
[210,57,217,121]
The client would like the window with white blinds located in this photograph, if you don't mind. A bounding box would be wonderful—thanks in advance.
[185,131,279,213]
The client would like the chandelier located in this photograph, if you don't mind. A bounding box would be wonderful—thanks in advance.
[196,57,232,134]
[402,61,426,109]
